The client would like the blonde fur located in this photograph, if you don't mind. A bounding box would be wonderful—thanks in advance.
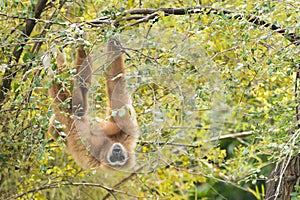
[48,40,138,170]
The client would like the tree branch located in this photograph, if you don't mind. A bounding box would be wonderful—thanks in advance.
[6,181,139,200]
[0,13,68,26]
[85,6,300,46]
[102,166,144,200]
[122,6,235,15]
[139,131,254,148]
[126,12,160,27]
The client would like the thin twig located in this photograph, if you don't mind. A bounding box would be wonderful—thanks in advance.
[102,166,144,200]
[0,13,69,26]
[6,181,135,200]
[139,131,254,148]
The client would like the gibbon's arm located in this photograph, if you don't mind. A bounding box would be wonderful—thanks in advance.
[72,46,93,117]
[106,39,125,102]
[102,39,138,137]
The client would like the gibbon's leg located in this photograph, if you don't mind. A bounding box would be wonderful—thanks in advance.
[48,51,72,139]
[72,46,93,117]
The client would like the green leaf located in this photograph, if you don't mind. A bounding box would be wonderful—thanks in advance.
[23,52,35,63]
[118,107,126,117]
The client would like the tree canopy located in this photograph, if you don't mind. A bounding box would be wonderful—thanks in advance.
[0,0,299,199]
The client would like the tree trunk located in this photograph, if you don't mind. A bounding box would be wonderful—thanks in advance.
[265,155,300,199]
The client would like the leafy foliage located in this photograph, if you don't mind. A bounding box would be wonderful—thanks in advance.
[0,0,299,199]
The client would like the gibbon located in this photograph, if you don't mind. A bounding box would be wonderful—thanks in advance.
[48,39,138,170]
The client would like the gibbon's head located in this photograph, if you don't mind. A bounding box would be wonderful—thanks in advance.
[106,143,132,169]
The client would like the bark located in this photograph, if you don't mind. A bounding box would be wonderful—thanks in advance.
[265,156,300,200]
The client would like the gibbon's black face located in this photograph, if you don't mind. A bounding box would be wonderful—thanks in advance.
[107,143,128,166]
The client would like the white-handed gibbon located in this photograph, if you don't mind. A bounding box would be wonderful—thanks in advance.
[48,39,138,170]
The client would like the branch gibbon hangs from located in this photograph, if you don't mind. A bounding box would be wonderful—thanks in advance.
[48,39,138,170]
